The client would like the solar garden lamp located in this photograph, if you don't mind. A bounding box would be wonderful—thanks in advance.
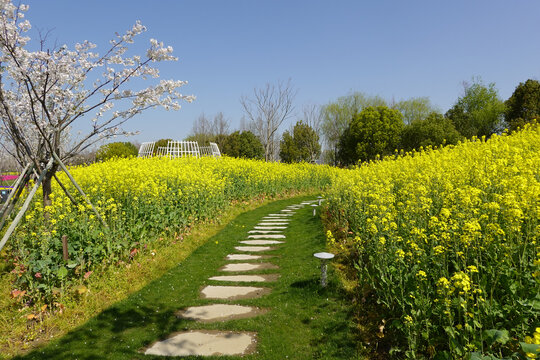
[311,204,318,216]
[314,252,334,287]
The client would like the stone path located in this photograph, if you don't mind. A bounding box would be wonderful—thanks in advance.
[144,201,315,357]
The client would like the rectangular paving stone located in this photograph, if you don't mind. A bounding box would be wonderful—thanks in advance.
[219,262,279,271]
[225,254,263,261]
[209,274,280,282]
[240,240,284,245]
[255,223,288,227]
[176,304,267,322]
[235,246,275,252]
[201,285,271,300]
[248,234,285,239]
[145,330,257,356]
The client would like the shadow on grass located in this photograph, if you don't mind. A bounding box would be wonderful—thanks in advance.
[14,195,362,360]
[14,300,188,360]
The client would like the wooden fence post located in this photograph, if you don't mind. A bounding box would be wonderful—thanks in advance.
[62,235,69,261]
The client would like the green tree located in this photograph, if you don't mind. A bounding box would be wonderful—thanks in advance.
[394,97,439,125]
[505,79,540,131]
[321,92,386,165]
[445,78,506,138]
[400,112,462,151]
[95,142,138,162]
[279,121,321,163]
[338,106,403,165]
[221,131,264,159]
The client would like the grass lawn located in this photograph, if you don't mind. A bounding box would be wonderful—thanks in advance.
[11,196,361,359]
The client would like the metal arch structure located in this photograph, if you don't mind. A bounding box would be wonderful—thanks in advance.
[137,141,221,159]
[166,141,200,158]
[210,142,221,158]
[138,142,155,158]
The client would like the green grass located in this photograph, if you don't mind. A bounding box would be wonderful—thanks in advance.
[12,196,361,359]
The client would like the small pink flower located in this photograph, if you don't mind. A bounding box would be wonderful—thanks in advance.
[34,272,42,278]
[84,271,93,280]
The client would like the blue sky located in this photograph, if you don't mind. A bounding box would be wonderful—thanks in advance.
[21,0,540,144]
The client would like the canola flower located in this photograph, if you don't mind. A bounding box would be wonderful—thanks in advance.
[7,156,336,303]
[323,124,540,358]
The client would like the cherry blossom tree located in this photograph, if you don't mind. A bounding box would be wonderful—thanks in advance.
[0,1,194,208]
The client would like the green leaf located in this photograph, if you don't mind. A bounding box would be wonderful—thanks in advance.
[66,262,78,269]
[519,342,540,355]
[57,266,68,279]
[468,353,486,360]
[434,351,451,360]
[484,329,510,345]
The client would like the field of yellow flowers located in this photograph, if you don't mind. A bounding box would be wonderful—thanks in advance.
[6,156,335,304]
[323,125,540,359]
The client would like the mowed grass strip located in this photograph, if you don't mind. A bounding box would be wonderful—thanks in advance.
[14,196,360,360]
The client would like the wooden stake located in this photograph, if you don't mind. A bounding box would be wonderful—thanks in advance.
[62,235,69,261]
[53,173,77,206]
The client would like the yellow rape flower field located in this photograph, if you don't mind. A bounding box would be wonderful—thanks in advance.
[5,156,336,303]
[323,124,540,359]
[2,125,540,359]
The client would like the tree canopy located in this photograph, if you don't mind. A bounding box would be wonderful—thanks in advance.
[505,79,540,132]
[95,142,138,162]
[393,97,439,125]
[279,121,321,163]
[321,92,386,165]
[338,106,403,165]
[221,131,264,160]
[445,79,505,138]
[400,112,462,151]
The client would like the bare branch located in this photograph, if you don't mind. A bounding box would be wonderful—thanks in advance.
[240,79,296,161]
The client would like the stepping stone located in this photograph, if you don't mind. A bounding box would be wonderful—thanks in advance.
[235,246,275,252]
[176,304,267,322]
[240,240,284,245]
[248,234,285,239]
[281,209,294,212]
[226,254,264,261]
[144,330,257,356]
[255,224,288,227]
[248,230,283,234]
[209,274,280,282]
[201,285,271,300]
[254,226,287,230]
[267,213,293,216]
[219,262,279,271]
[261,218,290,221]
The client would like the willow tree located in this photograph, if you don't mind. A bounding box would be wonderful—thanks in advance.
[0,1,194,209]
